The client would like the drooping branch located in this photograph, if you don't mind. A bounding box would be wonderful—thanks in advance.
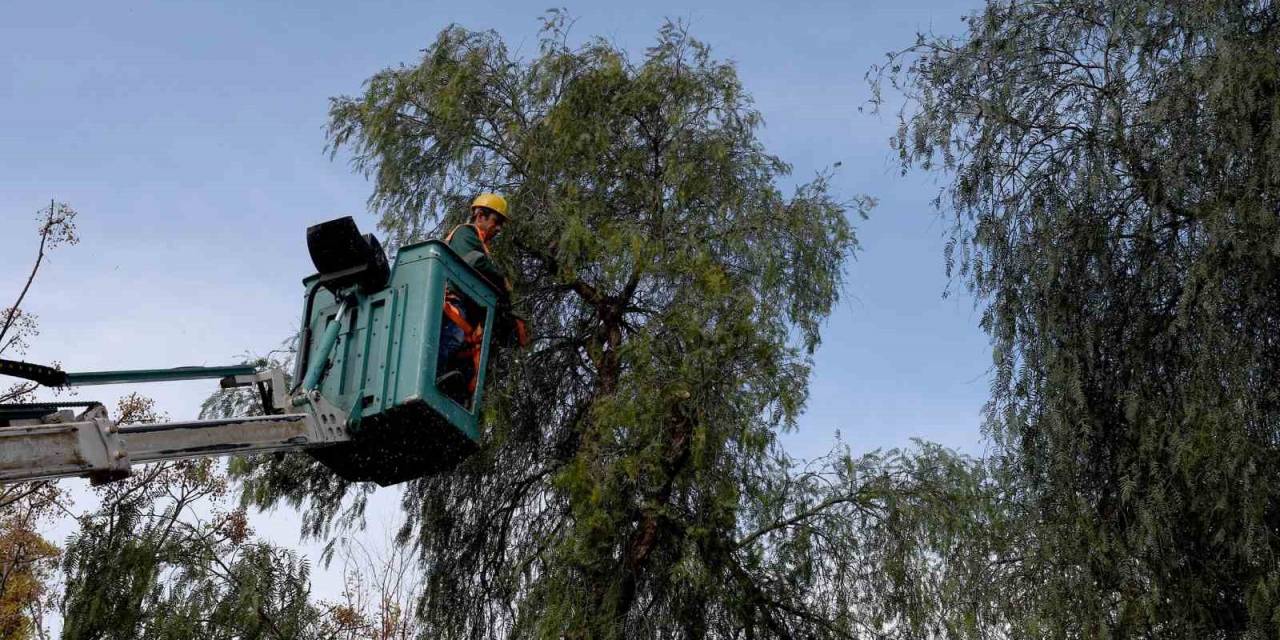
[733,491,872,552]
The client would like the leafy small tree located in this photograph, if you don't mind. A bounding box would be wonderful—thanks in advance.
[0,495,59,640]
[0,201,79,640]
[230,15,1004,639]
[313,535,425,640]
[877,0,1280,636]
[60,395,326,640]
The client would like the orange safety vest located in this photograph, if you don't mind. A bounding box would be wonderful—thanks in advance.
[441,224,491,394]
[442,301,484,394]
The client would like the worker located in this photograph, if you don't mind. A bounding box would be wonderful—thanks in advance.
[436,193,528,400]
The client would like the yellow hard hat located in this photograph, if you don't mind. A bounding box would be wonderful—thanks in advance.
[471,193,509,219]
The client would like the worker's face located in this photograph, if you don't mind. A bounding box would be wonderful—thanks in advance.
[472,207,505,238]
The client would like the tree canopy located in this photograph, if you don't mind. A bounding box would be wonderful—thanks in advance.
[223,15,1000,640]
[877,0,1280,636]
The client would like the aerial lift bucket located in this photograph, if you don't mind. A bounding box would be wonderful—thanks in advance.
[294,217,499,485]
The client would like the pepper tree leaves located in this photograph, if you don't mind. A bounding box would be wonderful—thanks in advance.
[877,1,1280,636]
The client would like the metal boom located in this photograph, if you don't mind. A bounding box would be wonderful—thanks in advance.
[0,368,352,485]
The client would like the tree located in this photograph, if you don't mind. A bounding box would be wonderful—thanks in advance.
[0,496,59,640]
[312,535,426,640]
[876,1,1280,636]
[60,395,328,640]
[228,15,1006,640]
[0,201,78,640]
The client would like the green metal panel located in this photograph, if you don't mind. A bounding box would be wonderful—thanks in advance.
[298,239,499,483]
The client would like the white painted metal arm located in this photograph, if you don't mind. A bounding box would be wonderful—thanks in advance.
[0,408,349,485]
[0,370,352,485]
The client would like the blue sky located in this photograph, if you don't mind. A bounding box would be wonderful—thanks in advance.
[1,0,989,606]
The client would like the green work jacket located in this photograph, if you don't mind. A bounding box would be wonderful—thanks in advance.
[446,224,507,297]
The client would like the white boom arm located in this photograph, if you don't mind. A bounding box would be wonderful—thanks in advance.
[0,369,352,485]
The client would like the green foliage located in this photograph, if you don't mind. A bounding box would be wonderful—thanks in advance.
[732,441,1016,640]
[217,14,1026,640]
[0,489,60,640]
[60,458,325,640]
[878,0,1280,636]
[59,397,328,639]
